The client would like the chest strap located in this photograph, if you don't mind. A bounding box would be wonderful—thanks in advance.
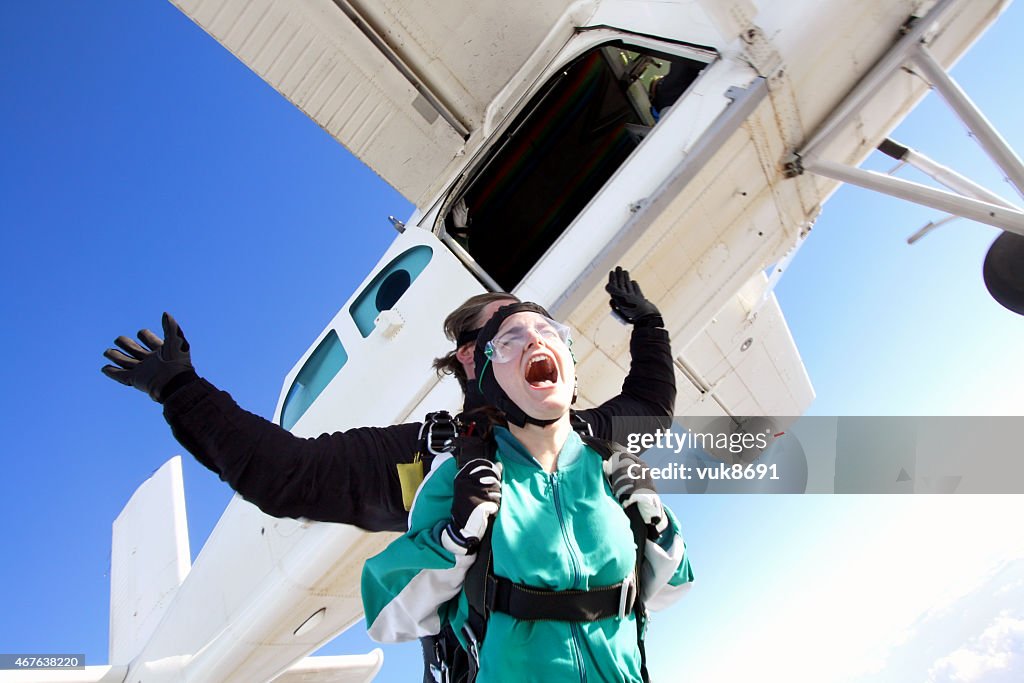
[484,572,637,622]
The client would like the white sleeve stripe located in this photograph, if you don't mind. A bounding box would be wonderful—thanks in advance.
[367,551,475,642]
[641,533,686,606]
[646,580,693,611]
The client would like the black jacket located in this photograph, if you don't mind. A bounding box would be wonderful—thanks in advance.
[162,325,675,532]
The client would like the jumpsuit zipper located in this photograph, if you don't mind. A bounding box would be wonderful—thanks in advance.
[550,472,582,585]
[550,472,587,683]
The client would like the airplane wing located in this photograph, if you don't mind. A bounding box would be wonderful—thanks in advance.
[169,0,586,206]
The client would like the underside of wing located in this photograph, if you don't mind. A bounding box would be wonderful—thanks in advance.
[169,0,579,205]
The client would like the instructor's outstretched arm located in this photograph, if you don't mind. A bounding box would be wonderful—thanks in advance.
[100,313,414,531]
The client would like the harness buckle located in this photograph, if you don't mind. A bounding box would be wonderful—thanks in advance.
[461,623,481,671]
[420,410,458,456]
[618,571,637,619]
[430,637,450,683]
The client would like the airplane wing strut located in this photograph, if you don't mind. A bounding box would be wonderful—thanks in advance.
[787,0,1024,314]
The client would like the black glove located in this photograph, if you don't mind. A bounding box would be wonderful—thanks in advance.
[606,267,664,328]
[101,312,196,403]
[444,458,503,555]
[603,449,669,540]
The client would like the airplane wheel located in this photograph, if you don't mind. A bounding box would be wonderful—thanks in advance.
[983,231,1024,316]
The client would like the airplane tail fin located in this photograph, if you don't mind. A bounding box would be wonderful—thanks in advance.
[109,456,192,666]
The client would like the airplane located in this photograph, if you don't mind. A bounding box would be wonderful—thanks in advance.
[8,0,1021,681]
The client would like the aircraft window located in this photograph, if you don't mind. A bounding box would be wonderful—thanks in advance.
[280,330,348,430]
[444,44,704,290]
[349,245,433,337]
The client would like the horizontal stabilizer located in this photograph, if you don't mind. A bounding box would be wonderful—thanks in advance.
[274,651,384,683]
[109,456,191,665]
[0,665,128,683]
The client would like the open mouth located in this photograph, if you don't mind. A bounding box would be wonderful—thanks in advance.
[524,355,559,387]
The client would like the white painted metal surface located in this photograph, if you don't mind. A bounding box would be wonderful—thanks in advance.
[881,139,1020,210]
[168,0,580,206]
[109,457,190,665]
[275,227,485,435]
[0,666,128,683]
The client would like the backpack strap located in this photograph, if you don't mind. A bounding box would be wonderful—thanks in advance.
[402,411,461,511]
[418,411,496,682]
[569,410,594,438]
[582,435,652,683]
[450,423,498,681]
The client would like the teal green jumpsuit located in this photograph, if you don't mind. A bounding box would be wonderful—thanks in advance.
[362,428,693,682]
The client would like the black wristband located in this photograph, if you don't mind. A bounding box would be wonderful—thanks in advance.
[158,369,200,403]
[632,314,664,329]
[445,521,478,553]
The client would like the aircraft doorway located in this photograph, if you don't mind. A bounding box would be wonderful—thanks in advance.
[443,42,706,291]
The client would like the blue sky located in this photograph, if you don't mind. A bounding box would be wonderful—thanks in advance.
[1,1,1022,681]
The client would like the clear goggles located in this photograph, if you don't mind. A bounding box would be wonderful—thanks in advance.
[484,314,572,364]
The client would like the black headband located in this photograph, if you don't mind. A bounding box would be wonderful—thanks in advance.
[456,326,481,348]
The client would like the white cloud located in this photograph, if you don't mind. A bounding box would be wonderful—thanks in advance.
[928,613,1024,683]
[993,578,1024,598]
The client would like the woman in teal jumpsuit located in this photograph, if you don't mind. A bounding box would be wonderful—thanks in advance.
[362,303,692,682]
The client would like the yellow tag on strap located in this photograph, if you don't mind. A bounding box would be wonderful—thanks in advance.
[397,454,425,511]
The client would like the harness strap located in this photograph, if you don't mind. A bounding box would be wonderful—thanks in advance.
[459,431,497,675]
[484,572,637,622]
[463,522,493,617]
[461,523,492,679]
[583,434,652,683]
[569,411,594,437]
